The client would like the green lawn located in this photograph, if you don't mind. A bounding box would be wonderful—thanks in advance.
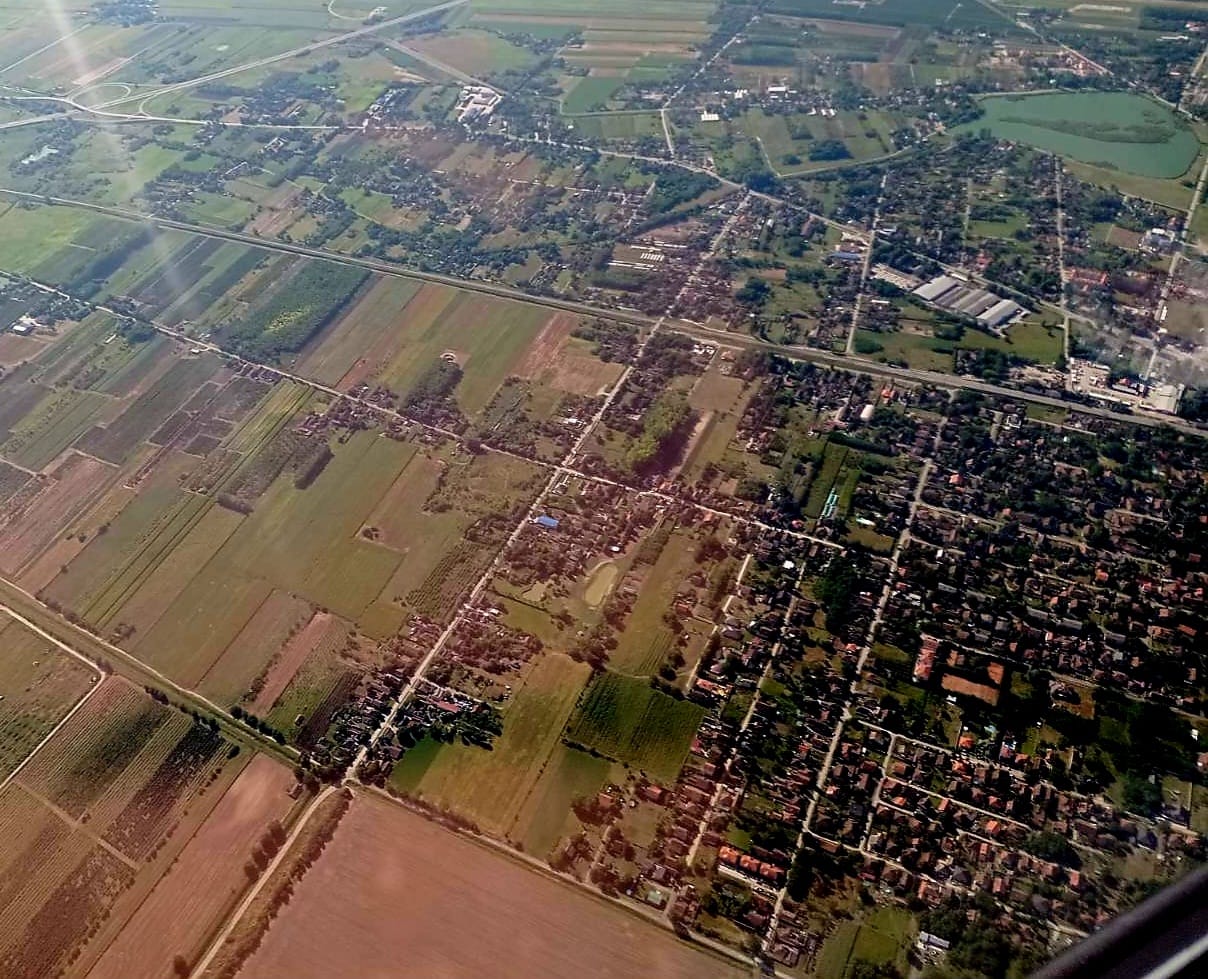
[390,652,591,838]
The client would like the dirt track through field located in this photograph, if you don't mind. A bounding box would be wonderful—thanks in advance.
[86,754,294,979]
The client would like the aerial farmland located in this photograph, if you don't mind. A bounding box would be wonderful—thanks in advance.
[0,0,1206,977]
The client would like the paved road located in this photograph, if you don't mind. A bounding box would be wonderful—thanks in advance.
[3,186,1200,438]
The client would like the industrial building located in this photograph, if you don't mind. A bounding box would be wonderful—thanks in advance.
[911,274,1024,332]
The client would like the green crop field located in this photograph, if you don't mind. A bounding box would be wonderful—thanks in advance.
[0,616,98,779]
[563,76,626,114]
[513,744,612,857]
[961,92,1202,180]
[568,112,665,141]
[609,526,721,676]
[390,652,592,838]
[564,671,704,782]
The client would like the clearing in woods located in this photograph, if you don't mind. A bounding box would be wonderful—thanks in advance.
[235,791,745,979]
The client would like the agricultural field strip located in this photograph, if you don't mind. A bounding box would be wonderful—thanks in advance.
[0,611,103,796]
[4,165,1192,438]
[6,265,848,559]
[0,593,299,767]
[9,778,140,871]
[189,783,343,977]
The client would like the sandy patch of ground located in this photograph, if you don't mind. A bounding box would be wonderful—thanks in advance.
[516,312,576,379]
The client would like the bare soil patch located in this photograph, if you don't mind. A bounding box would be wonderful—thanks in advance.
[544,337,625,396]
[516,312,576,379]
[86,754,295,979]
[0,333,46,365]
[236,792,744,979]
[0,452,114,575]
[249,610,335,715]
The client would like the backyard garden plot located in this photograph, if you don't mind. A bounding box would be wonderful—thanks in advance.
[512,743,612,857]
[261,620,354,730]
[564,671,704,782]
[390,652,591,838]
[608,523,729,676]
[0,615,98,780]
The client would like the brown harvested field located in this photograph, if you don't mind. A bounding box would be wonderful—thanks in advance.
[1106,225,1144,250]
[0,332,46,365]
[544,335,626,395]
[86,754,296,979]
[0,452,116,575]
[248,609,336,715]
[516,312,577,379]
[237,792,745,979]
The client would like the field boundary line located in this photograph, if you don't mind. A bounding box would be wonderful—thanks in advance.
[10,778,140,871]
[0,636,103,796]
[189,784,341,978]
[0,592,300,764]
